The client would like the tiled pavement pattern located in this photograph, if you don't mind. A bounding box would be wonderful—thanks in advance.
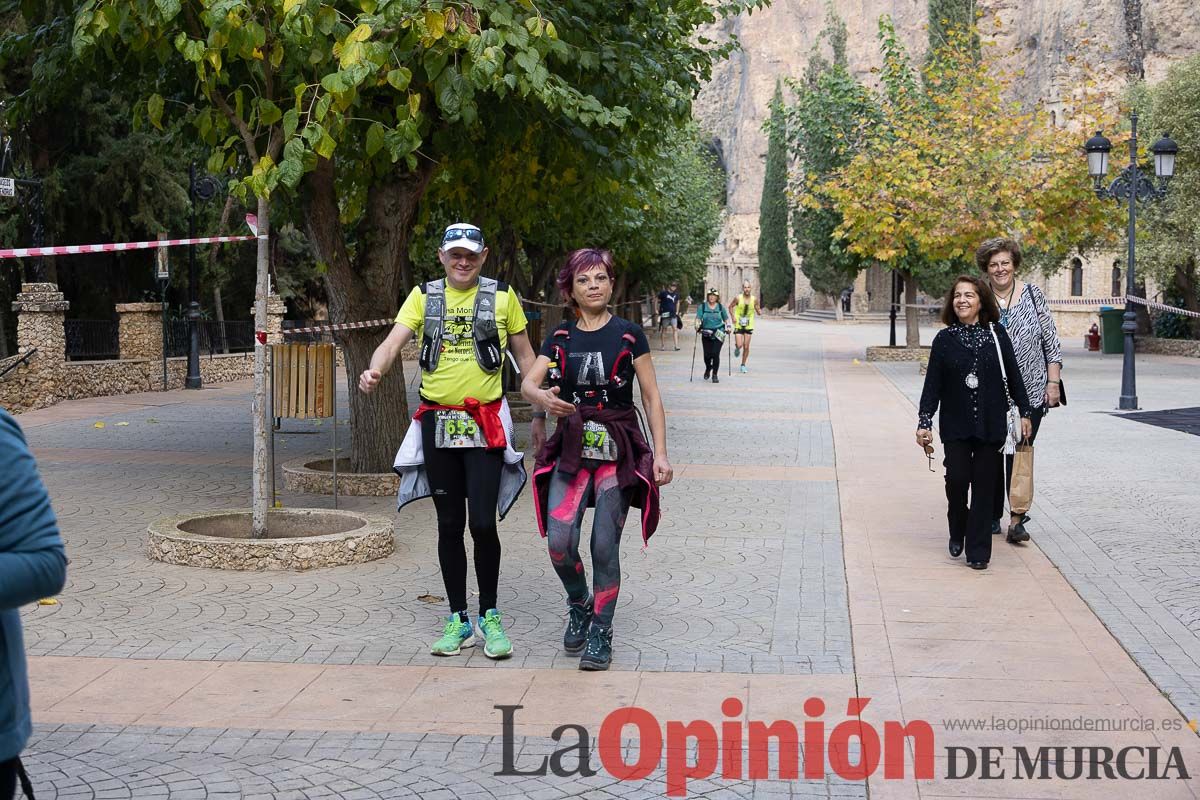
[16,322,860,798]
[22,339,849,674]
[868,326,1200,726]
[25,725,865,799]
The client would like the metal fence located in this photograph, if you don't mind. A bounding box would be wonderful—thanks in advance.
[165,320,256,358]
[64,320,120,361]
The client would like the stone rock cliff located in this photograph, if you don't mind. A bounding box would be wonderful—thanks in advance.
[695,0,1200,291]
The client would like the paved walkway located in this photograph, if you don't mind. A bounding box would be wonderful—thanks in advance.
[863,322,1200,728]
[10,319,1200,797]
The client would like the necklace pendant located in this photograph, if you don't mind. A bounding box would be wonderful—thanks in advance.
[965,373,979,390]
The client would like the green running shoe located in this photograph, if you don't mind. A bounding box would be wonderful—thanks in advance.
[430,612,476,656]
[478,609,513,659]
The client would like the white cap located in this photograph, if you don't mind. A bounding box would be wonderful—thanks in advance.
[440,223,485,254]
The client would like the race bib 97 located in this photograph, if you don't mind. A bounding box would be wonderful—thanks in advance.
[581,420,618,461]
[739,316,750,327]
[434,410,484,448]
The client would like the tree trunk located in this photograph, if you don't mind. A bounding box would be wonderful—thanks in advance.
[213,286,228,354]
[302,158,434,474]
[251,195,270,538]
[0,279,9,358]
[1174,259,1200,339]
[903,270,921,348]
[1133,277,1152,335]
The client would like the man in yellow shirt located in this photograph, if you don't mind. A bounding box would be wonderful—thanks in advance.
[359,223,544,659]
[732,280,761,374]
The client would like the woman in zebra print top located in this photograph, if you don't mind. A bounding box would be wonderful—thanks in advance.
[977,237,1064,544]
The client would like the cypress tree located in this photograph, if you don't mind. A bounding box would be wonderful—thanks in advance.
[757,80,792,309]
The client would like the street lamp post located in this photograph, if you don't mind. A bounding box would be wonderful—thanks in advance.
[186,162,222,389]
[1084,116,1178,410]
[888,270,898,347]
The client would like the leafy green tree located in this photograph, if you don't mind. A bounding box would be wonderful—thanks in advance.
[786,5,878,303]
[1131,54,1200,337]
[927,0,977,61]
[757,80,790,308]
[65,0,764,526]
[821,17,1118,346]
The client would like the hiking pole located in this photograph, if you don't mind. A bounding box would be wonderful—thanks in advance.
[727,329,733,377]
[689,327,699,382]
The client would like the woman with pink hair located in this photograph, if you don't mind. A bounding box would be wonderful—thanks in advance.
[521,248,672,671]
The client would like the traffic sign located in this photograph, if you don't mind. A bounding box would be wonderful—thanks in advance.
[0,177,14,197]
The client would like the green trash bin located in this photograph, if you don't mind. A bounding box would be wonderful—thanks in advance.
[1099,307,1125,354]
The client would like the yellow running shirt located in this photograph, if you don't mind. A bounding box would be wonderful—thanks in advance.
[733,296,756,330]
[395,281,527,405]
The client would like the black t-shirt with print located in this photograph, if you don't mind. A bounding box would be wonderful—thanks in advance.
[658,290,679,315]
[540,317,651,408]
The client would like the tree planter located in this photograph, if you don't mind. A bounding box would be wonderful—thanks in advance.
[865,345,932,363]
[282,457,399,497]
[148,509,393,570]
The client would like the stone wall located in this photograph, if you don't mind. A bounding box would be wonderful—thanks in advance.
[0,283,288,415]
[60,353,258,399]
[116,303,164,360]
[1136,337,1200,358]
[1050,308,1099,341]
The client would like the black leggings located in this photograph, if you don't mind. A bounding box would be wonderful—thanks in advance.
[421,413,504,618]
[701,334,723,373]
[992,408,1044,520]
[943,439,1003,563]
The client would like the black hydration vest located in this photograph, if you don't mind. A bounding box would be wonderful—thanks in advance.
[546,320,638,409]
[418,277,506,374]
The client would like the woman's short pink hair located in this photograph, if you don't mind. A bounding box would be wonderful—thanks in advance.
[557,248,615,306]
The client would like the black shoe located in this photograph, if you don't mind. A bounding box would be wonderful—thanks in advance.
[991,520,1002,535]
[712,375,719,383]
[579,624,613,671]
[948,539,964,558]
[702,368,711,380]
[564,598,593,654]
[1006,522,1030,544]
[967,561,989,570]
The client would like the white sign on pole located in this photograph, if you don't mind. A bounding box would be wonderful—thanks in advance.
[155,245,170,281]
[0,177,15,197]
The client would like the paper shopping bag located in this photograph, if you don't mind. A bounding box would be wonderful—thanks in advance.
[1009,444,1035,515]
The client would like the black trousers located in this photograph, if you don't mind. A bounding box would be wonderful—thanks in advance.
[943,439,1003,563]
[701,334,722,373]
[992,407,1044,520]
[0,756,32,799]
[420,413,504,617]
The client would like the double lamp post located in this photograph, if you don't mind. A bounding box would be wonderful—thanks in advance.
[1084,117,1179,411]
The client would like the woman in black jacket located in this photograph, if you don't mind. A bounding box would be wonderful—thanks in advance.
[916,276,1033,570]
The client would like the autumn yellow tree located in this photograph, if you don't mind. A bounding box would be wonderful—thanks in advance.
[820,18,1120,346]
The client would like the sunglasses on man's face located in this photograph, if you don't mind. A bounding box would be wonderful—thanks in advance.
[442,228,484,244]
[923,443,935,472]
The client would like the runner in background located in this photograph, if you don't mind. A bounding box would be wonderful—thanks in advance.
[523,248,672,671]
[657,282,681,351]
[359,223,542,660]
[732,280,761,373]
[695,288,731,383]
